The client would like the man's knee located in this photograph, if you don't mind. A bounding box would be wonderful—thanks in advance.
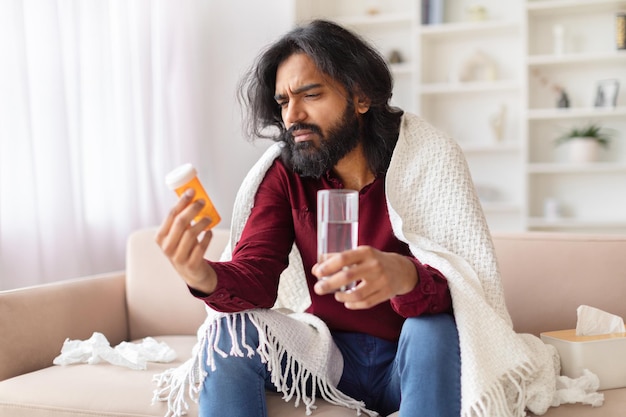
[397,314,460,375]
[399,314,459,354]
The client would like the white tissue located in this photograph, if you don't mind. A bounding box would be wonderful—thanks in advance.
[575,305,625,336]
[552,369,604,407]
[53,332,177,370]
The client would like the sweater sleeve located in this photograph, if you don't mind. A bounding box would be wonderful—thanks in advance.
[390,257,452,318]
[191,162,295,312]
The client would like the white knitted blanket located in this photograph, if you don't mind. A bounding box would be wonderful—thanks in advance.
[153,113,558,417]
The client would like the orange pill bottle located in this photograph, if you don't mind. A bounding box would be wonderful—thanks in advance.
[165,163,221,230]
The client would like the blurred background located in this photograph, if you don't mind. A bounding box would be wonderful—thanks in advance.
[0,0,292,290]
[2,0,625,290]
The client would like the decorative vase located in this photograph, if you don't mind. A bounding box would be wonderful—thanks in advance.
[567,137,600,163]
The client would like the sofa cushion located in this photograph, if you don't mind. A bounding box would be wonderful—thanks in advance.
[531,389,626,417]
[0,336,194,417]
[0,335,362,417]
[1,334,623,417]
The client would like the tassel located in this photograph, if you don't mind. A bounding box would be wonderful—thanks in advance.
[153,311,377,417]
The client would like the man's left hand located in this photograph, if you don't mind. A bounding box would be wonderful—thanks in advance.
[312,246,418,309]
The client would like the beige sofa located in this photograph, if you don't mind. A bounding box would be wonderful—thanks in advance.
[1,228,625,417]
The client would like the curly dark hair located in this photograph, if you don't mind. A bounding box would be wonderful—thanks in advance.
[237,19,403,176]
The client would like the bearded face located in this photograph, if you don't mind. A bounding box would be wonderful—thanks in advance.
[281,102,361,178]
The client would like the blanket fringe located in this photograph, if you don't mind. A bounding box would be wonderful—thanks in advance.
[152,311,376,417]
[151,329,207,417]
[464,362,535,417]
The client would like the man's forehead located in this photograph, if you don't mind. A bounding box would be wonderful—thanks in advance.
[276,54,322,85]
[275,53,343,96]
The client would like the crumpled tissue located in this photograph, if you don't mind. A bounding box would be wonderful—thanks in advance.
[552,369,604,407]
[576,305,625,336]
[53,332,177,370]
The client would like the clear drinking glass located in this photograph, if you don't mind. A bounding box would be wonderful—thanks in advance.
[317,189,359,291]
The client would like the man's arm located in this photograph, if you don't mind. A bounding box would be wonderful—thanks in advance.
[157,161,296,312]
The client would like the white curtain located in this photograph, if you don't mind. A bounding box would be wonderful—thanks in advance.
[0,0,207,290]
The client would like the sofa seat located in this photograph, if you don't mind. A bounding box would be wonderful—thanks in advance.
[3,334,623,417]
[2,334,623,417]
[0,335,363,417]
[0,336,193,417]
[533,389,626,417]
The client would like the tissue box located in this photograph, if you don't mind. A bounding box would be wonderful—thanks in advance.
[541,329,626,390]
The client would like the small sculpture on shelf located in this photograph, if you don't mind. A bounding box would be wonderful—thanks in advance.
[467,5,488,22]
[459,50,498,82]
[489,104,507,142]
[543,198,562,221]
[388,50,404,64]
[531,68,570,109]
[557,90,570,108]
[365,0,381,15]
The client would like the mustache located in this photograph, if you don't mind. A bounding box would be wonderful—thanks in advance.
[286,123,323,139]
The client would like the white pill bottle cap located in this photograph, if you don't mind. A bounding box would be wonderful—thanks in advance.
[165,163,197,189]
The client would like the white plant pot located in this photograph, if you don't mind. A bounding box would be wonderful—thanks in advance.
[567,137,600,163]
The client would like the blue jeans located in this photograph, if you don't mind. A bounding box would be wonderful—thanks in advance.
[199,314,461,417]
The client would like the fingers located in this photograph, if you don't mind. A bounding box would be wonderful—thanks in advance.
[154,189,217,293]
[157,190,209,257]
[312,247,407,310]
[155,188,196,246]
[190,229,213,265]
[171,218,212,264]
[335,280,391,310]
[332,266,396,310]
[312,249,360,280]
[312,247,377,294]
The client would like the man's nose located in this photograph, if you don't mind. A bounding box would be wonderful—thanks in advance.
[283,100,306,126]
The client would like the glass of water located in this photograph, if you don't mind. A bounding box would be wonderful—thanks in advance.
[317,189,359,291]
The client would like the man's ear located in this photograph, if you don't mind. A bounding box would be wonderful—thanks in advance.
[354,89,371,114]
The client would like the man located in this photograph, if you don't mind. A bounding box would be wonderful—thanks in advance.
[155,20,556,417]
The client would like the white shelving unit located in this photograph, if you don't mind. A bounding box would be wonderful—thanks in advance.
[293,0,626,233]
[524,0,626,233]
[417,0,525,232]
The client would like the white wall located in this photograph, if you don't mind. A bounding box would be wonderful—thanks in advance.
[188,0,295,229]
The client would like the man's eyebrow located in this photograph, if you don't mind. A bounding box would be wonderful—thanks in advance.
[274,83,323,101]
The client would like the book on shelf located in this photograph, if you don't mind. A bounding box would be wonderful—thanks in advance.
[422,0,444,25]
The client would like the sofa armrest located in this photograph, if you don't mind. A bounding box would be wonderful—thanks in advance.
[0,272,128,381]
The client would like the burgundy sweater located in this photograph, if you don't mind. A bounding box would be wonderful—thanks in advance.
[192,159,452,341]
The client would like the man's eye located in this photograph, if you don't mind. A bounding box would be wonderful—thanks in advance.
[277,101,288,109]
[305,93,319,99]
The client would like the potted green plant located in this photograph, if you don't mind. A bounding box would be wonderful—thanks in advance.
[555,123,614,163]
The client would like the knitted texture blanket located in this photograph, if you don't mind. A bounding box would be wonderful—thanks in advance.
[153,113,558,417]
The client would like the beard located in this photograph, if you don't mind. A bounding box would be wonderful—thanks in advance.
[280,105,361,178]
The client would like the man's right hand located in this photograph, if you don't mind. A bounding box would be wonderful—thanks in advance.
[155,188,218,294]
